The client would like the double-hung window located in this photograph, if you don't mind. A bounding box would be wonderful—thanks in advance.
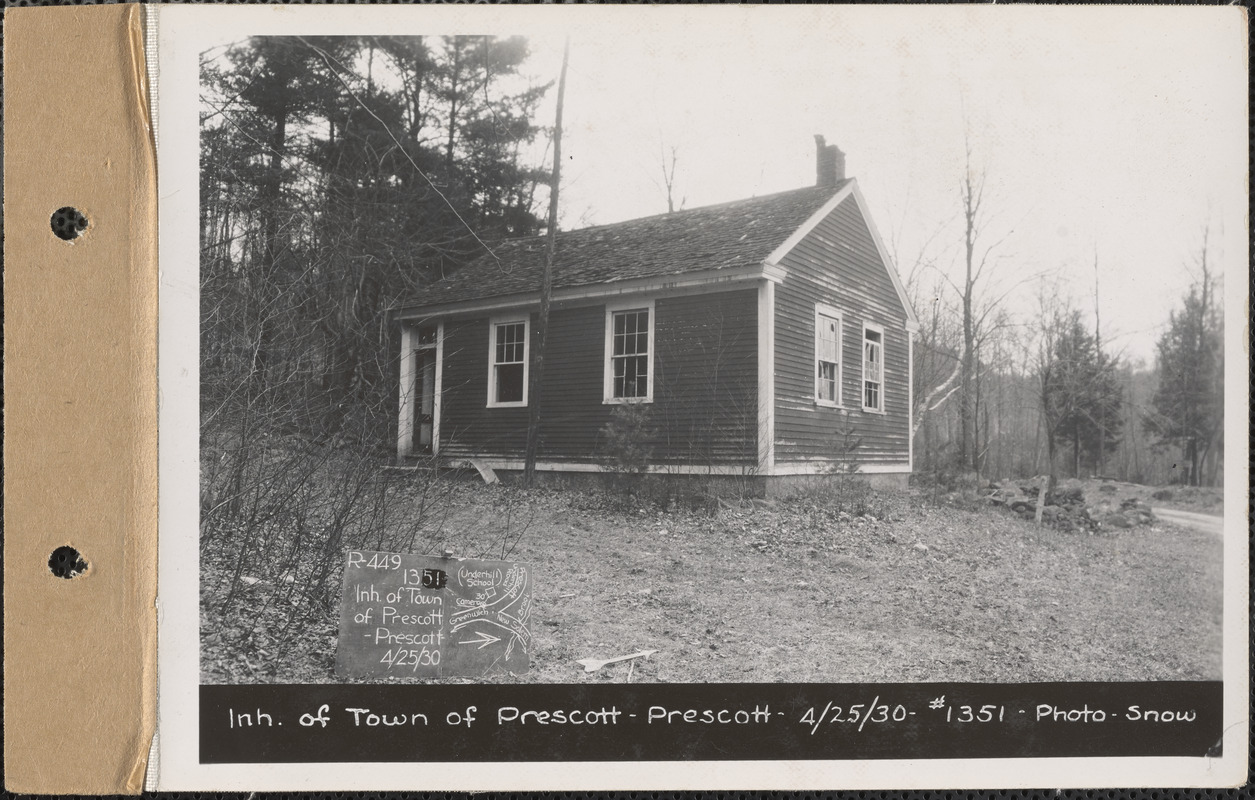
[862,322,884,413]
[815,304,843,407]
[604,301,654,402]
[487,317,528,407]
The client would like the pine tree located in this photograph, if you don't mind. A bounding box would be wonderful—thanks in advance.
[1042,311,1124,478]
[200,35,552,443]
[1146,266,1223,486]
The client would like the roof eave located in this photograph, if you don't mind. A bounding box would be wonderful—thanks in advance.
[391,262,780,322]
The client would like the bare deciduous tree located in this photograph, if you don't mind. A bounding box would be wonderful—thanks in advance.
[660,144,684,214]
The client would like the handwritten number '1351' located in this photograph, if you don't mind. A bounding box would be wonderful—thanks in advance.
[400,568,446,588]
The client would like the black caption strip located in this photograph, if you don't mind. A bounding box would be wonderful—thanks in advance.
[200,681,1221,763]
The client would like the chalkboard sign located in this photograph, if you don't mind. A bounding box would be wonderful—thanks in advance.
[335,550,533,679]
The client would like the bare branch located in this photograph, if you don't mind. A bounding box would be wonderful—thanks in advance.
[913,336,966,437]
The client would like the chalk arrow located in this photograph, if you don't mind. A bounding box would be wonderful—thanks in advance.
[457,631,502,650]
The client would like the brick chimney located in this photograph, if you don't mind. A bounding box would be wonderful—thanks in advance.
[814,134,846,188]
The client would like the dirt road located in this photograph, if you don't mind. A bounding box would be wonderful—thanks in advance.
[1155,507,1225,537]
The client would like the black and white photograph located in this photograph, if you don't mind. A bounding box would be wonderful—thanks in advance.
[155,3,1247,789]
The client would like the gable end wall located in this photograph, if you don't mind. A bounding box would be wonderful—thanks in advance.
[774,195,911,467]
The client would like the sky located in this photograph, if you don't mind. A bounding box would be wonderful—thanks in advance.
[506,6,1246,364]
[198,5,1247,365]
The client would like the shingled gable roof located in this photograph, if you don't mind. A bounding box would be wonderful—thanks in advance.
[397,180,852,313]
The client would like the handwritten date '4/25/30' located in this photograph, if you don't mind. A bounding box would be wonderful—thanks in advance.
[800,698,916,733]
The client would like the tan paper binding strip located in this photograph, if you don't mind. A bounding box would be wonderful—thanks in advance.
[3,5,158,793]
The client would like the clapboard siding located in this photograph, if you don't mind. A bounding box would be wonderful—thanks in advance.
[654,290,758,465]
[774,195,911,465]
[438,288,758,466]
[439,316,529,457]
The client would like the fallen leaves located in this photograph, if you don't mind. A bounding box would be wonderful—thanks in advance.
[201,480,1222,686]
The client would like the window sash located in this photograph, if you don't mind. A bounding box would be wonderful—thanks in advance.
[863,330,883,411]
[610,309,650,399]
[863,378,880,410]
[495,322,526,365]
[817,361,838,402]
[815,309,842,405]
[491,321,527,405]
[817,313,840,362]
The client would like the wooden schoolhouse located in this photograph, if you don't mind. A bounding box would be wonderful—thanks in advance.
[392,136,919,493]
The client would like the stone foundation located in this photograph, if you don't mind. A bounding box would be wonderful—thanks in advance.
[486,466,911,499]
[761,471,911,498]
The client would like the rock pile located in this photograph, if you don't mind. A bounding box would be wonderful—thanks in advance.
[987,478,1156,533]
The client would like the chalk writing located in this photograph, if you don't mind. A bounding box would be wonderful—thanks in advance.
[335,550,533,679]
[201,682,1225,763]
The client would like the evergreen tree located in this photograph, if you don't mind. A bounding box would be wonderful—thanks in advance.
[200,35,552,443]
[1145,268,1223,486]
[1042,311,1123,478]
[429,36,552,239]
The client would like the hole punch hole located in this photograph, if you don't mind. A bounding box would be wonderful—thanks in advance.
[51,206,89,241]
[49,546,88,579]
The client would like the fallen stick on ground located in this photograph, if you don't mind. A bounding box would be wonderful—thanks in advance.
[576,649,658,673]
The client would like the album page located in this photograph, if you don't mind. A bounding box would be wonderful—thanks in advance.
[153,4,1248,790]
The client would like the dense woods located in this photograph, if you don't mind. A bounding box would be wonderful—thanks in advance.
[201,35,551,447]
[199,36,553,621]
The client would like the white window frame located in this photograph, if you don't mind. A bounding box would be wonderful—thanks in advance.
[814,303,844,408]
[486,315,529,408]
[603,299,655,404]
[862,321,886,414]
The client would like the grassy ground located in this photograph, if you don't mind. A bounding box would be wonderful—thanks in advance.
[201,477,1223,684]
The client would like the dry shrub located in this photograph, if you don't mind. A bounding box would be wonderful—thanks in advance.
[596,401,656,506]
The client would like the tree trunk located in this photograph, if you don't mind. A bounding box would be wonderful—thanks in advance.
[959,302,974,472]
[445,42,461,170]
[1187,439,1199,487]
[1031,407,1042,474]
[959,164,978,475]
[523,38,569,485]
[262,109,287,271]
[253,107,288,386]
[1044,417,1057,487]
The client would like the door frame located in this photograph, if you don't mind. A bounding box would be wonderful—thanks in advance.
[397,321,443,459]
